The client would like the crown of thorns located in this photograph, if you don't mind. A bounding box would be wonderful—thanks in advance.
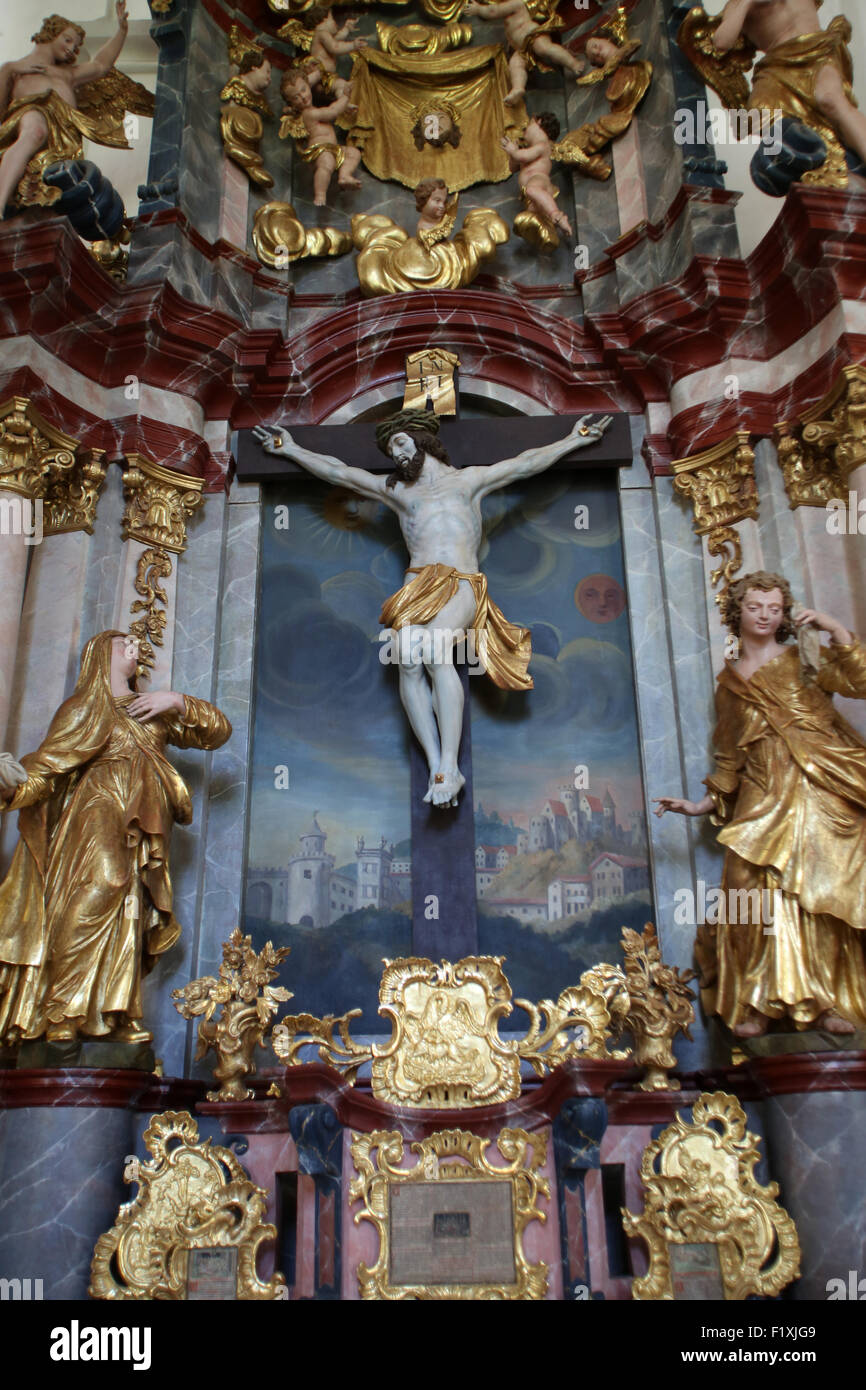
[375,410,440,453]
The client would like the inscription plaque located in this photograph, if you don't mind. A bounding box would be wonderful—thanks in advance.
[390,1180,515,1285]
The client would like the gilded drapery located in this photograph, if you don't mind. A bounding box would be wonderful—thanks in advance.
[696,642,866,1028]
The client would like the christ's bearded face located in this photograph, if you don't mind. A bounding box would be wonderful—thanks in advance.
[387,431,425,483]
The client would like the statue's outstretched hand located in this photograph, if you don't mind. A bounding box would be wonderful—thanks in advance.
[252,424,294,457]
[0,752,27,796]
[571,414,613,445]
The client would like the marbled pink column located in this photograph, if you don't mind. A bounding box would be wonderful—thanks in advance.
[0,492,30,746]
[218,156,251,250]
[612,122,648,235]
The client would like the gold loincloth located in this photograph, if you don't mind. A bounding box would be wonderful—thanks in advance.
[379,563,532,691]
[0,88,100,208]
[510,16,563,72]
[297,139,345,168]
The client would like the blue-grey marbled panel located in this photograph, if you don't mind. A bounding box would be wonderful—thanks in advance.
[142,492,229,1077]
[620,468,721,1069]
[187,480,261,1079]
[762,1089,866,1300]
[0,1106,136,1301]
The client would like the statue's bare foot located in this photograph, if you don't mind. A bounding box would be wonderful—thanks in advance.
[554,210,573,238]
[338,174,362,190]
[732,1008,768,1039]
[817,1010,856,1035]
[431,768,465,808]
[504,88,525,107]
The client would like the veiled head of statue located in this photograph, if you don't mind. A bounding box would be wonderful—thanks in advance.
[723,572,795,643]
[375,410,453,488]
[75,631,140,699]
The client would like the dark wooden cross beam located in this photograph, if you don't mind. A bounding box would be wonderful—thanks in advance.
[235,414,633,961]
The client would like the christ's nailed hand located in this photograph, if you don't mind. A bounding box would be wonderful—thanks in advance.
[572,414,613,443]
[252,424,294,455]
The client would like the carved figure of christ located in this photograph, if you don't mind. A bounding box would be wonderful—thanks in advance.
[253,412,611,808]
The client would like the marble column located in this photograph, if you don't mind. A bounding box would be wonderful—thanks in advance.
[0,496,29,747]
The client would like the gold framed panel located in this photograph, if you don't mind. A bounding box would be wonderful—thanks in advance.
[349,1127,549,1300]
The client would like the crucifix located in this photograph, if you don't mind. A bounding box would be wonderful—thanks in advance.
[236,398,633,959]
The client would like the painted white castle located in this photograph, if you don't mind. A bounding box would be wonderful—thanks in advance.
[247,814,410,929]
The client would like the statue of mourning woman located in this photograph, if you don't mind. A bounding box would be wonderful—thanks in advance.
[0,631,231,1053]
[656,572,866,1040]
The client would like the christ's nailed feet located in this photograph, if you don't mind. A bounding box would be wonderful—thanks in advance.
[428,767,465,809]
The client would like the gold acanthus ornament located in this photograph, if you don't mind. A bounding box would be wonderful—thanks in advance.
[775,363,866,508]
[350,1127,549,1300]
[172,928,292,1102]
[121,454,205,553]
[672,430,758,595]
[90,1111,286,1300]
[0,395,107,535]
[623,1092,801,1300]
[128,546,173,678]
[620,924,696,1092]
[352,202,509,295]
[273,953,630,1108]
[252,201,353,267]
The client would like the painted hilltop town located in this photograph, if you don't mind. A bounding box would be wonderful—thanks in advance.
[247,779,649,931]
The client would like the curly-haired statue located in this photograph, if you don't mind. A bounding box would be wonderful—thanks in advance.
[656,572,866,1038]
[0,3,150,218]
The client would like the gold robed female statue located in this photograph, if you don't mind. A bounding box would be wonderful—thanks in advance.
[0,631,231,1046]
[656,573,866,1039]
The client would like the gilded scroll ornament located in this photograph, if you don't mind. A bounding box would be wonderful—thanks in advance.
[220,27,275,189]
[677,5,866,192]
[252,200,353,266]
[775,364,866,507]
[272,954,628,1108]
[128,546,173,677]
[623,1092,801,1300]
[90,1110,286,1300]
[403,349,461,415]
[121,454,204,553]
[672,431,757,596]
[620,924,696,1092]
[172,927,292,1102]
[349,1127,549,1299]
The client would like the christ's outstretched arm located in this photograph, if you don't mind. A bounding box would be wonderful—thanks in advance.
[252,425,391,505]
[466,415,613,499]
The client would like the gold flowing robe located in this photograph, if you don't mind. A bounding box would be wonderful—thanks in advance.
[380,563,532,691]
[748,17,857,187]
[0,672,230,1042]
[696,642,866,1029]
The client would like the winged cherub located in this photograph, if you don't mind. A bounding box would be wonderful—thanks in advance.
[463,0,584,106]
[0,4,152,219]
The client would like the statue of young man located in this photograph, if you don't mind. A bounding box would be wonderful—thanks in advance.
[254,410,611,808]
[0,4,132,217]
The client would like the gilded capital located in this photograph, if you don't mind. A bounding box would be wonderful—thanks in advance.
[0,395,107,534]
[775,364,866,508]
[672,431,757,593]
[121,454,205,553]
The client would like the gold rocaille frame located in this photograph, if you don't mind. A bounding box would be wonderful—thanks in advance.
[349,1127,549,1301]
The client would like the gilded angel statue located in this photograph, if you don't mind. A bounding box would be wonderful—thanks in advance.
[351,177,508,294]
[0,632,231,1048]
[0,5,155,219]
[677,1,866,192]
[554,7,653,182]
[220,26,275,189]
